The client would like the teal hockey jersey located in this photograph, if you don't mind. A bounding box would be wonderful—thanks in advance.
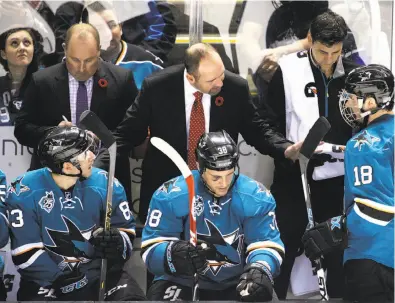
[0,170,8,248]
[5,167,135,287]
[344,114,394,268]
[142,171,284,290]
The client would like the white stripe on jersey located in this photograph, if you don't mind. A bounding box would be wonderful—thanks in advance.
[119,230,133,253]
[246,247,283,266]
[354,197,395,213]
[142,242,163,263]
[16,249,45,269]
[141,237,179,249]
[353,203,392,226]
[0,184,6,202]
[246,241,285,254]
[119,227,136,235]
[12,242,44,256]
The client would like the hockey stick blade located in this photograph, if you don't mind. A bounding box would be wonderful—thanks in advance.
[151,137,192,179]
[79,110,115,148]
[299,117,331,160]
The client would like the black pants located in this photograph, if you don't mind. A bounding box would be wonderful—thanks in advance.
[272,172,345,299]
[148,280,279,302]
[148,280,240,301]
[0,278,6,301]
[17,269,146,301]
[343,259,394,303]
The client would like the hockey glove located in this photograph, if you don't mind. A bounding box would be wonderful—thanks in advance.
[164,240,208,277]
[302,215,348,261]
[90,227,125,259]
[236,262,273,302]
[52,269,88,297]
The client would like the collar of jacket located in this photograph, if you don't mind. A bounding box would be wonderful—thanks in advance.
[308,48,345,79]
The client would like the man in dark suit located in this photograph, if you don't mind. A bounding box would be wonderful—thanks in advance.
[96,43,301,224]
[14,23,138,202]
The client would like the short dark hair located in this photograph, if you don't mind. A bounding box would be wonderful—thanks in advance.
[184,43,218,78]
[65,23,100,50]
[0,27,40,74]
[310,11,348,46]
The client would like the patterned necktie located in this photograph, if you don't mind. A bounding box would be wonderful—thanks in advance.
[76,81,88,123]
[188,91,205,170]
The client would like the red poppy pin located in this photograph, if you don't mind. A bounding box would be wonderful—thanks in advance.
[98,78,108,88]
[215,96,224,107]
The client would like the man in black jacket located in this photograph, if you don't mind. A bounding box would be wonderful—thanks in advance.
[95,43,302,225]
[14,23,138,205]
[263,11,361,299]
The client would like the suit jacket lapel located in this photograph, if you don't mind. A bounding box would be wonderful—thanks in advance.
[91,64,107,114]
[54,63,71,120]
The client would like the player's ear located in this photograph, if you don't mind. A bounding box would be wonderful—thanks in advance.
[62,162,73,172]
[0,50,7,60]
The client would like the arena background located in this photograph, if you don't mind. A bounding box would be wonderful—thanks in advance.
[0,0,393,300]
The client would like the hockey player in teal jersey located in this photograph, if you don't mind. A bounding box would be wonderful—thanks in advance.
[302,64,394,302]
[5,126,146,301]
[0,169,8,300]
[0,170,8,249]
[142,130,284,301]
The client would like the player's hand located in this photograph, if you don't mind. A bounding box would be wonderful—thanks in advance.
[52,270,88,297]
[284,141,303,161]
[90,227,125,259]
[164,240,208,277]
[58,120,73,127]
[302,215,348,260]
[236,262,273,302]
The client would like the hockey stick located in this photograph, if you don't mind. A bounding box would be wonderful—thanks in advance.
[298,116,331,301]
[150,137,199,301]
[79,110,117,301]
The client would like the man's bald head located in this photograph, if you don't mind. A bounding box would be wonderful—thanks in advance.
[64,23,101,81]
[185,43,225,96]
[185,43,220,77]
[65,23,100,51]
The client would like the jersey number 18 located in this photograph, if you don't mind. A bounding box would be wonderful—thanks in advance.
[353,165,373,186]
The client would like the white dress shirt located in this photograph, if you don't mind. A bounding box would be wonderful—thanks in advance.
[183,69,211,148]
[68,74,93,124]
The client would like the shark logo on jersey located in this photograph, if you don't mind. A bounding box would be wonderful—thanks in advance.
[59,193,84,210]
[198,219,242,276]
[157,178,181,195]
[8,176,30,196]
[250,180,271,195]
[45,216,95,270]
[39,191,55,213]
[98,171,121,187]
[194,195,204,216]
[352,130,380,151]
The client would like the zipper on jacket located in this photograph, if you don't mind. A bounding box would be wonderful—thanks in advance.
[320,71,333,117]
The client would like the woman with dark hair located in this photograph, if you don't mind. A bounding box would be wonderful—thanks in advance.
[0,27,41,125]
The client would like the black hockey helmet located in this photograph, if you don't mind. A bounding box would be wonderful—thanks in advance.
[195,130,239,174]
[38,126,100,175]
[339,64,394,128]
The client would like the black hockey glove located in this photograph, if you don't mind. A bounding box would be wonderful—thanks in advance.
[90,227,125,259]
[52,270,88,297]
[236,262,274,302]
[302,215,348,261]
[164,240,208,277]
